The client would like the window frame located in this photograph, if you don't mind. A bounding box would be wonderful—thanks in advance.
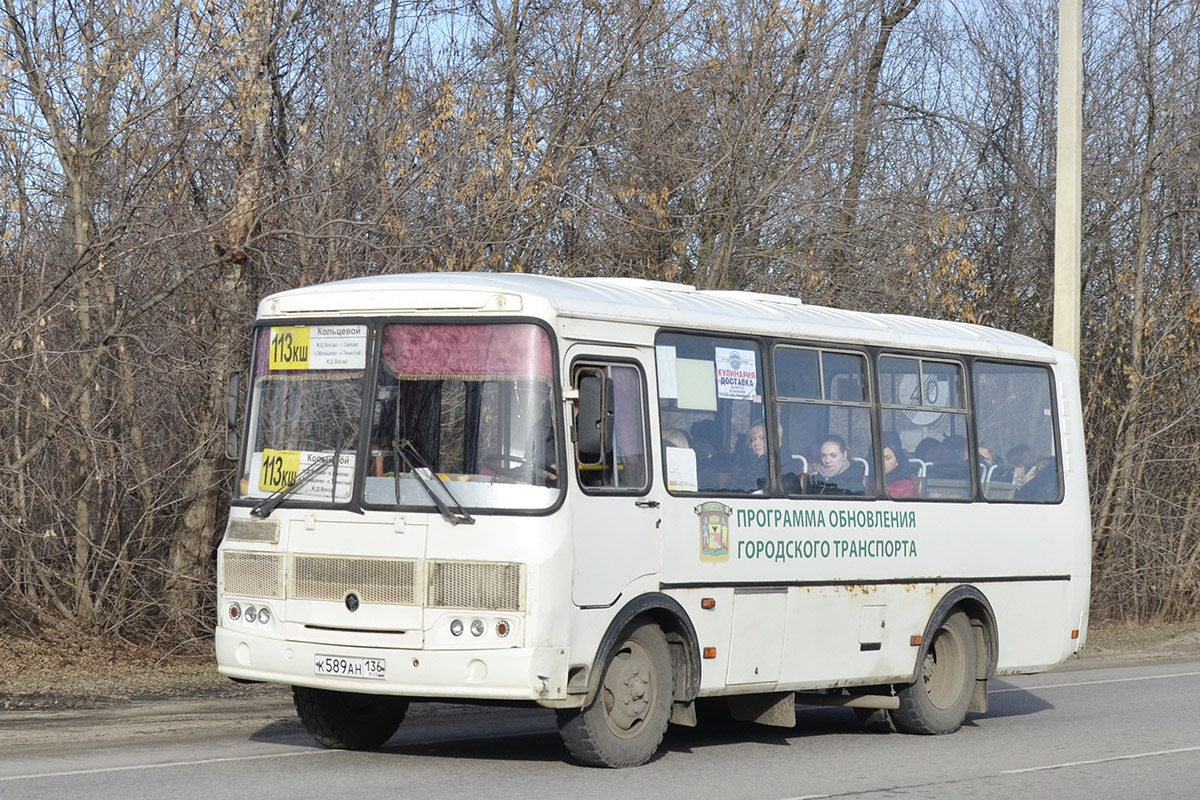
[654,329,770,498]
[570,357,652,497]
[971,359,1064,505]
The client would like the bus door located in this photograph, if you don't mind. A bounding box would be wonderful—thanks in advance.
[567,350,662,607]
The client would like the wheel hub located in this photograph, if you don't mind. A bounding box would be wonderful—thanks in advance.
[602,641,655,736]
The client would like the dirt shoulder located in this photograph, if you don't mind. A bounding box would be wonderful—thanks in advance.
[1060,620,1200,670]
[2,620,1199,714]
[0,625,257,712]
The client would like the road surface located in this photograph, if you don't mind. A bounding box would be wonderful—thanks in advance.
[3,659,1199,799]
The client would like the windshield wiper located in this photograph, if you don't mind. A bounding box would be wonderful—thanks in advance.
[397,439,475,526]
[250,454,335,519]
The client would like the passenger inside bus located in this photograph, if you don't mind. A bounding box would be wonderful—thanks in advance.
[915,437,944,464]
[1007,443,1058,501]
[880,432,918,498]
[809,434,865,495]
[942,434,969,462]
[726,420,769,492]
[977,442,999,468]
[689,418,731,490]
[924,434,972,496]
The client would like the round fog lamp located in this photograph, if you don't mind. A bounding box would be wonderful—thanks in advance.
[258,606,271,624]
[228,603,242,621]
[470,619,485,637]
[450,619,464,637]
[244,605,258,623]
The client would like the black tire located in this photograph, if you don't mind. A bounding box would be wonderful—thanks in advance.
[556,621,674,768]
[892,611,977,735]
[292,686,408,750]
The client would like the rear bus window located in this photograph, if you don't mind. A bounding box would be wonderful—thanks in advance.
[973,362,1061,503]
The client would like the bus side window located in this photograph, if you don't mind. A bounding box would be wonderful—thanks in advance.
[573,363,648,492]
[655,332,765,495]
[776,346,875,498]
[973,362,1062,503]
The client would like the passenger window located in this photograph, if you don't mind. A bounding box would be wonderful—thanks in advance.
[656,332,766,494]
[973,362,1061,503]
[775,346,874,498]
[878,356,970,500]
[573,363,648,492]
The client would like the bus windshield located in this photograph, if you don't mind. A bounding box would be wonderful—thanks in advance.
[239,324,370,505]
[237,321,560,513]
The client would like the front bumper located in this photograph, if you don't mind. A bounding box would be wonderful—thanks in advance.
[214,626,571,703]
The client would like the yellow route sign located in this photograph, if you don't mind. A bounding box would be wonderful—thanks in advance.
[259,448,301,493]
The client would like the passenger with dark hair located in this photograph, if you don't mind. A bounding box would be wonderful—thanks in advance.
[915,437,944,464]
[1007,443,1058,501]
[689,418,725,491]
[1006,444,1039,488]
[809,434,864,495]
[881,432,918,498]
[942,434,969,462]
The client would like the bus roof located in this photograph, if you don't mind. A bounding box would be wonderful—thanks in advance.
[258,272,1060,362]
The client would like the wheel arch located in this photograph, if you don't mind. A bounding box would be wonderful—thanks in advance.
[911,585,999,686]
[583,592,700,707]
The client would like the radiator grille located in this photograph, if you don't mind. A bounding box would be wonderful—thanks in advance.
[427,560,524,611]
[222,551,285,599]
[222,549,523,611]
[290,555,417,605]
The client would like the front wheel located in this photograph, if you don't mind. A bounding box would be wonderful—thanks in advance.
[892,611,977,735]
[556,621,674,768]
[292,686,408,750]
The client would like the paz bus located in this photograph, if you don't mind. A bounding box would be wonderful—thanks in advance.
[215,272,1091,767]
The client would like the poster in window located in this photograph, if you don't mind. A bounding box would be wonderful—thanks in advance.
[715,347,758,401]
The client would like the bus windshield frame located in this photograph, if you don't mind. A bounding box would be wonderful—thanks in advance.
[235,319,562,515]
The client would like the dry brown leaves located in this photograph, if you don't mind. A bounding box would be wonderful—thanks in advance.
[0,621,230,710]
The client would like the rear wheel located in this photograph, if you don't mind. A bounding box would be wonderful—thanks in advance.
[557,621,674,768]
[892,611,977,735]
[292,686,408,750]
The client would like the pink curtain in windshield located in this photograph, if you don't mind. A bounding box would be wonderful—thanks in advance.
[381,323,553,382]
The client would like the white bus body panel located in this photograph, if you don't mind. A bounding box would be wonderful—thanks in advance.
[219,273,1091,708]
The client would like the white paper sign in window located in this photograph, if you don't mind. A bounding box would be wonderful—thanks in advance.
[665,447,698,492]
[715,347,758,401]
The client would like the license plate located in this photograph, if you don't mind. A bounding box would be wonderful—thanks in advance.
[314,654,387,680]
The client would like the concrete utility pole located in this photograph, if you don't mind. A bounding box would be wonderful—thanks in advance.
[1053,0,1083,359]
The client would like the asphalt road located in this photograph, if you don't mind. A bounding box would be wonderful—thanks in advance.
[3,659,1199,800]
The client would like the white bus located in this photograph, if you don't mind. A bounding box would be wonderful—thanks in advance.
[216,273,1091,767]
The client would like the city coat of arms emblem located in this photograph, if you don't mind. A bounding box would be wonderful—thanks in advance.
[695,502,732,563]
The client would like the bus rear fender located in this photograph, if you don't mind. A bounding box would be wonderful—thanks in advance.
[909,585,999,714]
[566,593,700,722]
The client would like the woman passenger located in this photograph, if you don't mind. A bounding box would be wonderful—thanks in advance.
[809,434,865,495]
[881,433,918,498]
[727,421,769,492]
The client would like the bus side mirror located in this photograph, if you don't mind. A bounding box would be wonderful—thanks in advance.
[224,372,243,460]
[575,369,613,465]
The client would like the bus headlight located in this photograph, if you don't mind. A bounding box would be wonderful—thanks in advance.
[450,619,464,637]
[258,606,271,624]
[244,605,258,623]
[470,619,485,637]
